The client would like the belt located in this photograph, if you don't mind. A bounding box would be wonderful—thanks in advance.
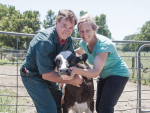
[21,68,41,78]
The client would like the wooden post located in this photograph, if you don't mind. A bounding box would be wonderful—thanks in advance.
[0,53,2,59]
[132,57,135,78]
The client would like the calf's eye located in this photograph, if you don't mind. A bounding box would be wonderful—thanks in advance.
[56,59,60,65]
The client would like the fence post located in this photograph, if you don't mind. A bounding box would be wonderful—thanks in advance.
[16,36,19,113]
[0,53,2,59]
[137,44,150,113]
[132,57,135,79]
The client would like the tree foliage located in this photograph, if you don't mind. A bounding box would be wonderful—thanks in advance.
[73,10,88,39]
[0,4,113,50]
[123,34,136,40]
[95,14,111,39]
[129,21,150,52]
[0,4,41,49]
[80,10,88,17]
[122,34,136,51]
[43,10,55,29]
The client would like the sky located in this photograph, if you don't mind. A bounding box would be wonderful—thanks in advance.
[1,0,150,40]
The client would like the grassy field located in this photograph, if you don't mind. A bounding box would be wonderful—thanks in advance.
[0,89,26,113]
[118,51,150,86]
[0,59,23,66]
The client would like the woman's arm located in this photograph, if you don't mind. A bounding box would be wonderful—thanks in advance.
[70,52,109,78]
[75,47,85,56]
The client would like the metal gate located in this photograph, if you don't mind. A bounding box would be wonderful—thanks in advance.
[0,31,150,113]
[137,44,150,113]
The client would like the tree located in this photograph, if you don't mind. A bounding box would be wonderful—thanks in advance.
[80,10,88,17]
[95,14,111,39]
[71,29,80,49]
[130,21,150,52]
[122,34,137,51]
[0,4,18,20]
[0,4,41,49]
[22,10,41,49]
[121,34,137,51]
[71,10,88,49]
[123,34,136,40]
[73,10,88,39]
[43,10,55,29]
[0,4,24,49]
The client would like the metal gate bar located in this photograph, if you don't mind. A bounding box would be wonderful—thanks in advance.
[138,44,150,113]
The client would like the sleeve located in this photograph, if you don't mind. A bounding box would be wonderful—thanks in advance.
[35,40,54,74]
[96,42,111,55]
[79,40,85,50]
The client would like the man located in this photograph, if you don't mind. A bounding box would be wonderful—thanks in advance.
[20,10,82,113]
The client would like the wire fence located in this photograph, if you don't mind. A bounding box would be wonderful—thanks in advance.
[0,31,150,113]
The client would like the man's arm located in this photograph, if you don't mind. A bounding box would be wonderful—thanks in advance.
[42,71,82,87]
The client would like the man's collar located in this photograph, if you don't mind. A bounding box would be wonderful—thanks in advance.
[57,35,66,46]
[54,27,69,45]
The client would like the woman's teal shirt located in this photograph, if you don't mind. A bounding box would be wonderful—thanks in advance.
[79,34,130,79]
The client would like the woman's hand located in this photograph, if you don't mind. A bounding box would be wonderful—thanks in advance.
[61,67,80,80]
[70,66,80,78]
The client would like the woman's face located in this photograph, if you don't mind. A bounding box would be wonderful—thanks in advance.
[78,21,96,43]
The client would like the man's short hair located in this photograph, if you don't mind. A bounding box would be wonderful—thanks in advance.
[56,10,77,26]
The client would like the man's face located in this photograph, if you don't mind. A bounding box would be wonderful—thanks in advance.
[55,17,75,40]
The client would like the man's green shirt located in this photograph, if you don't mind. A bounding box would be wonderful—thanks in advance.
[21,26,75,75]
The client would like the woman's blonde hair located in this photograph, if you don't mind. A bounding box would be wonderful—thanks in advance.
[77,13,98,31]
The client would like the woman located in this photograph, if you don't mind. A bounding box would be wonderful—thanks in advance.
[70,13,130,113]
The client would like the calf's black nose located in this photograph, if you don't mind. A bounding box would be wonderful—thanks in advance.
[59,68,71,75]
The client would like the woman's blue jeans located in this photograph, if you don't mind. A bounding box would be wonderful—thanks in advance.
[96,75,129,113]
[20,69,62,113]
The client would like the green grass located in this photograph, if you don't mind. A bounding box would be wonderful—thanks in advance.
[118,51,150,86]
[0,59,23,66]
[88,50,150,86]
[0,89,26,113]
[0,59,10,65]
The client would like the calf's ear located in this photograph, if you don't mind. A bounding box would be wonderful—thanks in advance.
[76,53,88,64]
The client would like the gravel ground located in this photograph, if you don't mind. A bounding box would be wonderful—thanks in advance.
[0,65,150,113]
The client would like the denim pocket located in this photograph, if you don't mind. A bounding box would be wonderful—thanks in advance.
[20,69,30,83]
[22,75,30,83]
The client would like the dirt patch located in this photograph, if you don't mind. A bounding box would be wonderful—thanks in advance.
[0,65,150,113]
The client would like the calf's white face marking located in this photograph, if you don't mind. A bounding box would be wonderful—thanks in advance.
[54,51,75,79]
[54,51,88,80]
[58,54,68,70]
[56,54,71,79]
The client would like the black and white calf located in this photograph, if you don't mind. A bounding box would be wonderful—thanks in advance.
[54,51,94,113]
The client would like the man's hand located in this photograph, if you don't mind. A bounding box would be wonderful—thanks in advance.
[42,71,82,87]
[70,74,82,87]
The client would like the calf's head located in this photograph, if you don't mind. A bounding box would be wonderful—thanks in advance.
[54,51,88,79]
